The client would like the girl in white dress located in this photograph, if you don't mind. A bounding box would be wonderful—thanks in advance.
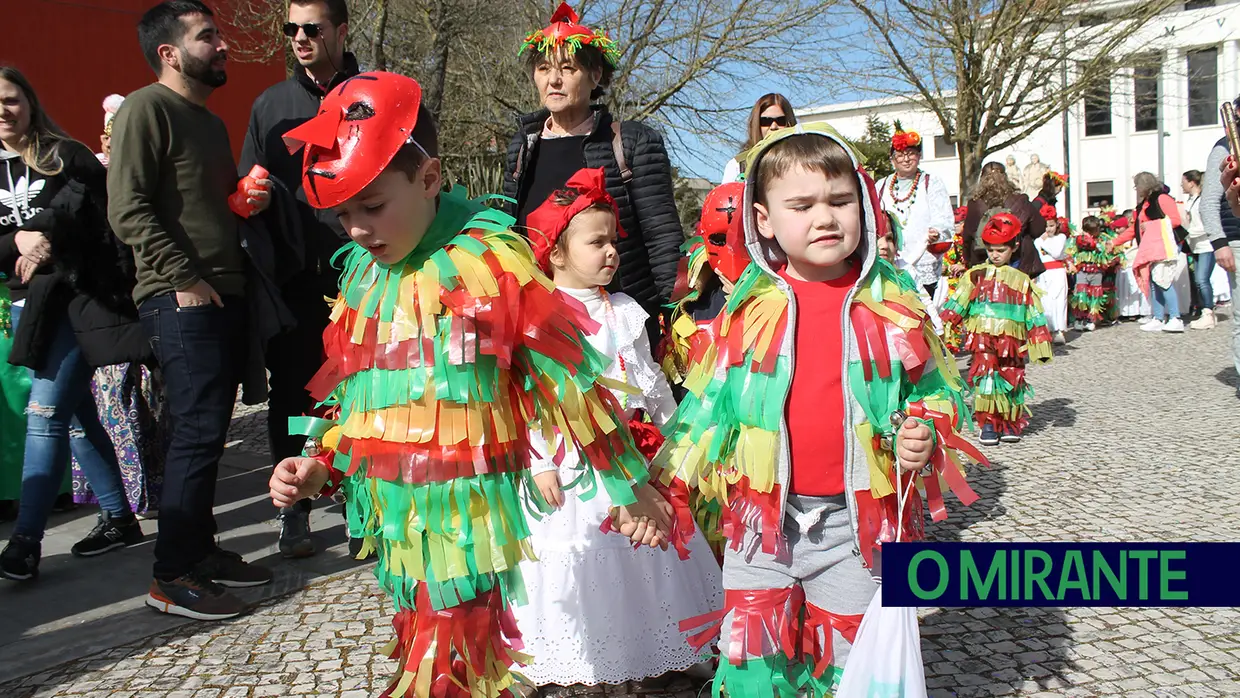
[516,168,723,689]
[1034,208,1069,343]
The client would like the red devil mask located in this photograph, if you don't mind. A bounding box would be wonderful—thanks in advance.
[526,167,625,272]
[981,212,1022,245]
[282,72,427,209]
[697,182,749,283]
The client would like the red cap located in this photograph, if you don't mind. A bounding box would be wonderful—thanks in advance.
[526,167,624,272]
[981,212,1021,245]
[283,72,426,209]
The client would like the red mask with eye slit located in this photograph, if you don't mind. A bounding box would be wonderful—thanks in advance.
[282,72,425,209]
[698,182,748,283]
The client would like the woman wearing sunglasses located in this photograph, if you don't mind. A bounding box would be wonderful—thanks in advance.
[721,93,797,183]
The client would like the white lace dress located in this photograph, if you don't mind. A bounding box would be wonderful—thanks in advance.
[513,287,724,686]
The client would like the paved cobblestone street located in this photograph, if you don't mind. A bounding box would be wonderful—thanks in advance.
[3,314,1239,697]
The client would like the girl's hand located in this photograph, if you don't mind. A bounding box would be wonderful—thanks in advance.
[534,470,564,509]
[614,484,673,551]
[269,457,330,508]
[15,230,51,264]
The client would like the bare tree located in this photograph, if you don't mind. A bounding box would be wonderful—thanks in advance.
[836,0,1185,197]
[218,0,287,64]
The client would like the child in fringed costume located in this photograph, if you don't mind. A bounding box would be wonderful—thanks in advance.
[655,122,989,697]
[1032,206,1069,344]
[941,212,1053,447]
[512,168,722,688]
[930,206,970,351]
[1067,215,1121,330]
[881,209,944,335]
[660,182,750,563]
[267,73,677,698]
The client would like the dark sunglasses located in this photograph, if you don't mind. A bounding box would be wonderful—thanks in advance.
[283,22,323,38]
[759,115,790,128]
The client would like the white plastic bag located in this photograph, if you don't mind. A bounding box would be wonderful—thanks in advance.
[834,590,928,698]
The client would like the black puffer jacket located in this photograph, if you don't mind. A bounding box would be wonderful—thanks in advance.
[503,106,683,316]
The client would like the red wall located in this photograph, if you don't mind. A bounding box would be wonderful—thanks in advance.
[0,0,285,160]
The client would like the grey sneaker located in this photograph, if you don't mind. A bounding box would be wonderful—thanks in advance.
[277,507,316,559]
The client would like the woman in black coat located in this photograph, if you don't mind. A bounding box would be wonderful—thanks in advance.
[961,162,1046,278]
[503,4,684,328]
[0,67,148,581]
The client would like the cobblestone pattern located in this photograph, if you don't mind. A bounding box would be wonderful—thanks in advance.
[4,316,1240,697]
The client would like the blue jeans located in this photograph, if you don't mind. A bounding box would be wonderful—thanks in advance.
[1192,252,1216,311]
[1150,277,1180,321]
[10,305,129,540]
[139,293,245,580]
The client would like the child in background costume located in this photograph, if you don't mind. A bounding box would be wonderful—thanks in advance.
[512,168,722,688]
[1067,215,1120,330]
[660,182,750,562]
[1033,205,1069,344]
[658,122,987,697]
[881,209,943,335]
[941,212,1053,447]
[267,73,675,698]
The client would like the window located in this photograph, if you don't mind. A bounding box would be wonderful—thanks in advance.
[933,135,955,159]
[949,195,959,208]
[1133,58,1159,132]
[1084,76,1113,136]
[1086,181,1114,209]
[1185,0,1214,9]
[1187,47,1218,127]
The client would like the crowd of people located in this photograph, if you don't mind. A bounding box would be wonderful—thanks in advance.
[3,0,1240,696]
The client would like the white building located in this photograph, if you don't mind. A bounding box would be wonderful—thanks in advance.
[798,0,1240,218]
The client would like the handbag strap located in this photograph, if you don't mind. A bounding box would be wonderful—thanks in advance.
[611,122,633,185]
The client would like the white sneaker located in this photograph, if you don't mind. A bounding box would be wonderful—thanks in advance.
[1140,319,1166,332]
[1085,322,1096,331]
[1162,318,1185,333]
[1189,309,1216,330]
[1053,332,1066,345]
[1139,316,1155,326]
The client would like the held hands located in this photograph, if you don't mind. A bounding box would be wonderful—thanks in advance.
[175,279,223,308]
[613,483,674,551]
[15,230,51,264]
[269,456,330,508]
[533,470,564,509]
[895,418,934,472]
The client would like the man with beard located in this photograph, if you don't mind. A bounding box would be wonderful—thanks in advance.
[238,0,362,560]
[109,0,273,620]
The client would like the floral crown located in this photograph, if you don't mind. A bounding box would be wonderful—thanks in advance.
[519,2,621,69]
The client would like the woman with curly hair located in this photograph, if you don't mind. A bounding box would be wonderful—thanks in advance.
[960,161,1045,277]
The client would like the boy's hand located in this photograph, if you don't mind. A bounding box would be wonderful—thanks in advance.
[534,471,564,509]
[270,457,330,508]
[896,419,934,472]
[613,484,673,551]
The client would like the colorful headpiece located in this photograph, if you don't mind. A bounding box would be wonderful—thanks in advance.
[1057,217,1069,234]
[696,182,748,283]
[520,2,620,69]
[1039,203,1057,221]
[982,212,1022,245]
[1048,171,1068,187]
[283,72,429,209]
[953,206,968,224]
[891,121,922,152]
[526,167,625,272]
[102,94,125,135]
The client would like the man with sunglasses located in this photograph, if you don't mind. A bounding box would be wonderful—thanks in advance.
[238,0,361,560]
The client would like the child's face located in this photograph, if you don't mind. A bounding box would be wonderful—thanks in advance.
[754,166,861,281]
[986,242,1015,266]
[333,161,442,266]
[876,233,896,262]
[549,208,619,288]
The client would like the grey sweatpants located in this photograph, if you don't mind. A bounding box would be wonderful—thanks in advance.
[719,494,877,673]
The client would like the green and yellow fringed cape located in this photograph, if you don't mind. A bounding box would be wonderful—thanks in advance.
[939,263,1053,434]
[295,187,650,698]
[656,260,986,698]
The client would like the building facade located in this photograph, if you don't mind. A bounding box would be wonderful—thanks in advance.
[798,0,1240,218]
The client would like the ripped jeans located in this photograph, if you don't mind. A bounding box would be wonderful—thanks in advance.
[10,305,129,540]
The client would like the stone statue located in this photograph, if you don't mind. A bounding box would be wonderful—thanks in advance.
[1005,156,1022,189]
[1022,154,1050,198]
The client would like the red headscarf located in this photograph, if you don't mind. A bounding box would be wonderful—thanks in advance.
[526,167,625,272]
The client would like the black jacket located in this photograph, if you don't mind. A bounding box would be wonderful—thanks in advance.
[503,106,683,316]
[237,182,300,405]
[2,142,147,370]
[962,193,1046,277]
[239,53,361,295]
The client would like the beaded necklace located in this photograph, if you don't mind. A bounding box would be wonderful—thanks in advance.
[883,171,927,223]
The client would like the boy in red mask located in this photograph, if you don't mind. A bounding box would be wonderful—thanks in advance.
[266,72,672,698]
